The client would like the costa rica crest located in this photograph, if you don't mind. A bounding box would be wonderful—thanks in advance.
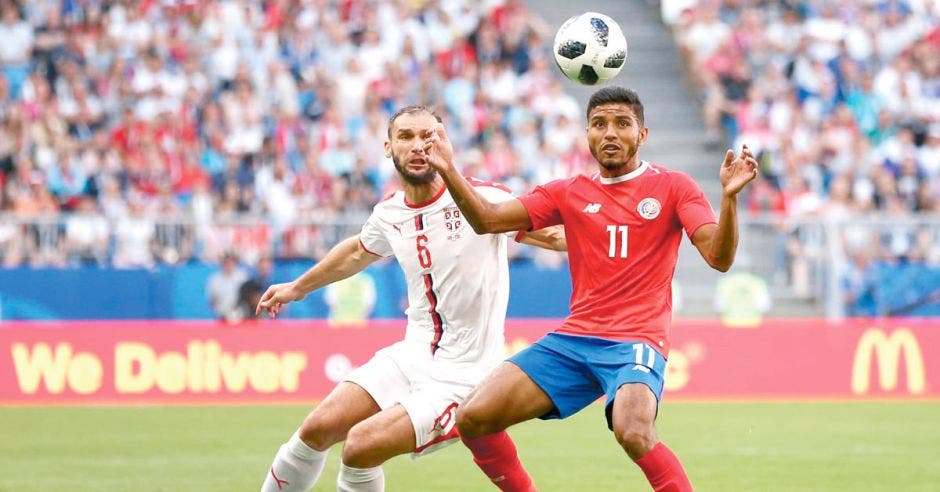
[637,198,661,220]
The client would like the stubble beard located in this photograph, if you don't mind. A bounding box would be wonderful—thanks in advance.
[599,157,625,170]
[593,150,627,171]
[593,146,639,172]
[393,153,438,185]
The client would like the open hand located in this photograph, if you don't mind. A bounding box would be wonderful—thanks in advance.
[255,282,305,318]
[719,145,759,197]
[421,123,455,173]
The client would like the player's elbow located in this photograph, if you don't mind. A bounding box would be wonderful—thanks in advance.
[469,216,507,235]
[709,256,733,272]
[460,209,494,234]
[467,220,493,235]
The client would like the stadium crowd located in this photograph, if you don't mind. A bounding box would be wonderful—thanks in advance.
[1,0,938,315]
[0,0,585,268]
[669,0,940,310]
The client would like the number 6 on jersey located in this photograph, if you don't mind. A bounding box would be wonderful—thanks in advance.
[416,234,432,268]
[607,225,628,258]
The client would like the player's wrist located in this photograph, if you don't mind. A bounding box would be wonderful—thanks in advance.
[287,281,304,299]
[438,158,456,174]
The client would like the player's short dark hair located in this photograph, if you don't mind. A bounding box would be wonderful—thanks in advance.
[388,105,443,138]
[586,86,645,125]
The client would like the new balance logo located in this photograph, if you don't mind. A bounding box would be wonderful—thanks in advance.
[582,203,602,213]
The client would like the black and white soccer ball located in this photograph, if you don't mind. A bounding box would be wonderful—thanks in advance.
[552,12,628,85]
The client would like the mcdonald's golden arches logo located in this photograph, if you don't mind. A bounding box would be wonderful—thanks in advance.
[851,328,926,395]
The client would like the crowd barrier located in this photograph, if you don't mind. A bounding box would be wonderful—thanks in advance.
[1,318,937,405]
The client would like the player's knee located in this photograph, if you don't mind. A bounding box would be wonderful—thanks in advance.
[614,421,657,458]
[298,414,342,451]
[456,404,498,439]
[615,425,655,447]
[341,424,380,468]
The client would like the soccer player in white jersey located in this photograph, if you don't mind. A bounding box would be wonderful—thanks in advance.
[257,106,564,492]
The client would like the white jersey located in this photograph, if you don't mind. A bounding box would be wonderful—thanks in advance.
[359,179,515,378]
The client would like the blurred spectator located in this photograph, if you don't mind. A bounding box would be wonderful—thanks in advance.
[0,2,34,100]
[64,196,109,266]
[714,256,772,328]
[112,195,154,269]
[206,251,249,322]
[233,255,274,322]
[0,180,24,266]
[324,272,377,326]
[842,249,878,316]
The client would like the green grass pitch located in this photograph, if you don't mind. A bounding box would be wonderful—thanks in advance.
[2,402,938,491]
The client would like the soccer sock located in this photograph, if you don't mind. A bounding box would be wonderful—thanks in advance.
[260,431,328,492]
[634,442,693,492]
[336,463,385,492]
[461,431,536,492]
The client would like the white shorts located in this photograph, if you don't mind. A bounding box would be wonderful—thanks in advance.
[343,341,480,457]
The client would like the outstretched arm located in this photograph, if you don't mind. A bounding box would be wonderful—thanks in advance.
[518,225,567,251]
[422,125,533,234]
[691,146,759,272]
[255,235,380,317]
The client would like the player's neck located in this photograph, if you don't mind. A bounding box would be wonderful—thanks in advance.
[402,179,446,207]
[598,157,642,179]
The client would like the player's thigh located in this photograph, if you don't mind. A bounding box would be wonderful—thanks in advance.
[300,343,412,446]
[610,382,658,433]
[344,343,414,412]
[605,342,665,443]
[342,404,416,466]
[596,341,666,430]
[610,383,660,459]
[299,381,381,449]
[459,362,554,434]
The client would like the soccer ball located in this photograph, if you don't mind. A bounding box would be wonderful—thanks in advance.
[552,12,628,85]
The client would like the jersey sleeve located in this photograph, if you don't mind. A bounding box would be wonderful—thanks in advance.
[518,179,567,230]
[673,172,717,238]
[359,213,393,257]
[470,178,516,204]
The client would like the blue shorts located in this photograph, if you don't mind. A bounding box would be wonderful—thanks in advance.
[508,333,667,429]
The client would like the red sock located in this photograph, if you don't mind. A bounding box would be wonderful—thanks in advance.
[461,431,536,492]
[635,442,693,492]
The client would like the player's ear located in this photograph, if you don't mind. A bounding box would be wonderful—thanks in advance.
[638,127,649,146]
[384,140,391,158]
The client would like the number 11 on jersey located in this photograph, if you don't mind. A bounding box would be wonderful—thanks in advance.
[607,225,628,258]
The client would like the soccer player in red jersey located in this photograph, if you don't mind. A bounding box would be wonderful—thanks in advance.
[421,86,759,491]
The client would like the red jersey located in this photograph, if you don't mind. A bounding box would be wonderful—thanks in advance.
[519,161,716,355]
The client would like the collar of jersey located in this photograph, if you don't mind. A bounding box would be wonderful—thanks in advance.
[404,183,447,208]
[596,161,649,185]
